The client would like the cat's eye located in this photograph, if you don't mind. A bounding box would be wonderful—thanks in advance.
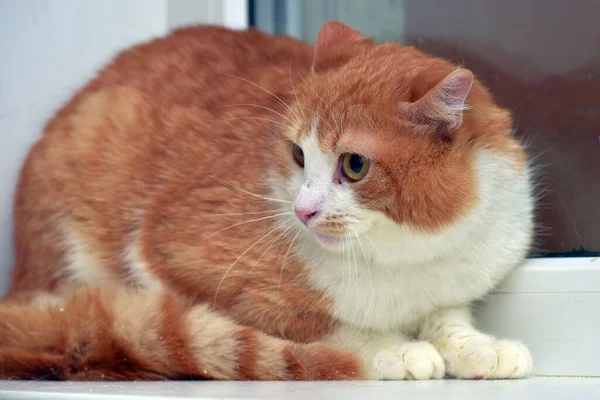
[292,144,304,168]
[341,153,370,181]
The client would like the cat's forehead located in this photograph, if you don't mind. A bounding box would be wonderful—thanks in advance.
[291,105,405,159]
[291,78,413,154]
[293,115,351,155]
[297,124,338,174]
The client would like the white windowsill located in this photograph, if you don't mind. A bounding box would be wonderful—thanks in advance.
[475,257,600,377]
[0,377,599,400]
[495,257,600,293]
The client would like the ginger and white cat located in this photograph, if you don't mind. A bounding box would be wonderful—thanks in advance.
[0,21,534,381]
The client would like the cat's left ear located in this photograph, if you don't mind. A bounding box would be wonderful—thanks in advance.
[313,21,365,73]
[399,69,474,133]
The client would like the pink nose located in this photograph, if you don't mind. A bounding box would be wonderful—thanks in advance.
[295,207,319,226]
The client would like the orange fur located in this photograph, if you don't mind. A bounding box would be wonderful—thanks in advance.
[0,286,358,380]
[2,22,524,380]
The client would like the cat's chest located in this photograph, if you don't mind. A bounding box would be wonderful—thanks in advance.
[307,254,491,332]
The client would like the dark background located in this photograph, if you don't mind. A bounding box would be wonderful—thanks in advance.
[251,0,600,256]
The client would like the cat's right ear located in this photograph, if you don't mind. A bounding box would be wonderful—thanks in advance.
[399,69,474,135]
[312,21,365,73]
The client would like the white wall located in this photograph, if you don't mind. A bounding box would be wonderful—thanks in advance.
[0,0,245,296]
[168,0,248,31]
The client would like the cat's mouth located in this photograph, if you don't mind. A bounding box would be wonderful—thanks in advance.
[307,218,351,246]
[311,226,349,246]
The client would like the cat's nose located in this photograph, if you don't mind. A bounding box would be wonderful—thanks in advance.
[295,207,319,226]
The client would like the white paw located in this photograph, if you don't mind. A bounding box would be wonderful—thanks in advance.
[491,340,533,378]
[372,341,445,380]
[443,339,532,379]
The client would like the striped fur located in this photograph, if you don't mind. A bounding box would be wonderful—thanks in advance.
[0,286,360,380]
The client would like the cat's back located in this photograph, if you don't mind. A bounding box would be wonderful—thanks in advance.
[27,25,313,204]
[28,25,313,191]
[38,26,312,132]
[89,26,312,103]
[10,26,312,294]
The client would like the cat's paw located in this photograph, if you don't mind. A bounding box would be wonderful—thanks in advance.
[443,339,532,379]
[371,341,445,380]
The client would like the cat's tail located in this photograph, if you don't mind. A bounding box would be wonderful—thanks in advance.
[0,286,361,381]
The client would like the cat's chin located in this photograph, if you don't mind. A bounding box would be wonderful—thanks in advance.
[314,231,344,249]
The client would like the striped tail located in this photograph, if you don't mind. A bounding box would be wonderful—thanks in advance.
[0,286,362,380]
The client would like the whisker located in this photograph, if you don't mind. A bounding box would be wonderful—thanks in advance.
[340,233,352,311]
[201,212,292,244]
[196,210,282,218]
[289,46,306,121]
[298,74,336,132]
[206,175,293,204]
[216,103,297,126]
[350,229,374,349]
[340,104,369,136]
[7,371,63,389]
[258,222,294,264]
[213,220,290,308]
[265,138,292,147]
[311,89,337,124]
[556,192,582,243]
[217,72,302,123]
[303,104,336,132]
[336,233,360,347]
[234,220,295,291]
[362,232,396,286]
[225,116,294,131]
[277,229,301,301]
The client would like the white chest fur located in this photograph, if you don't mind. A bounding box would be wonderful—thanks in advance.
[306,249,511,332]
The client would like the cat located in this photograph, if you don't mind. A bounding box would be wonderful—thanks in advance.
[0,21,534,381]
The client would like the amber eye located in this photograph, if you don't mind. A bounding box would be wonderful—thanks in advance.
[341,153,370,181]
[292,144,304,168]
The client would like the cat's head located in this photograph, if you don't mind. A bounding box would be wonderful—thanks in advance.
[274,21,521,258]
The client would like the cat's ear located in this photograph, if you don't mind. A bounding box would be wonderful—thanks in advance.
[399,69,474,133]
[313,21,365,73]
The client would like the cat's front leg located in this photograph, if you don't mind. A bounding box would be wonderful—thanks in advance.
[419,305,533,379]
[329,324,445,380]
